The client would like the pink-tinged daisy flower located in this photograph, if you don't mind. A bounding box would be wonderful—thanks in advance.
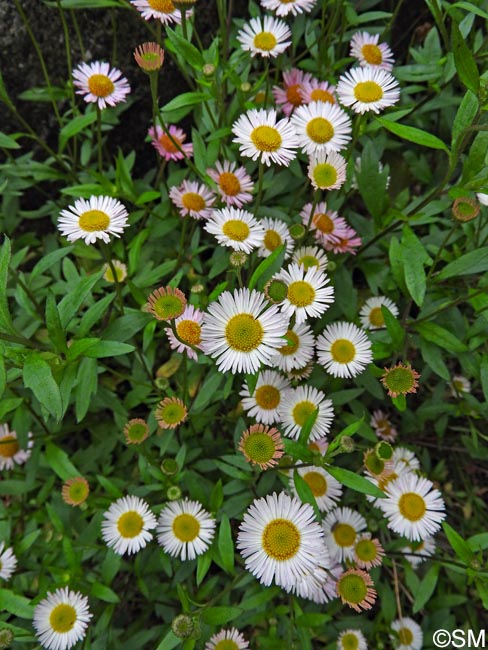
[133,42,165,72]
[308,151,347,191]
[72,61,130,110]
[370,410,398,442]
[301,79,337,105]
[238,423,285,470]
[0,425,33,471]
[275,263,334,324]
[350,31,395,70]
[205,628,249,650]
[130,0,186,24]
[300,201,348,245]
[169,180,216,219]
[272,68,313,116]
[237,16,292,58]
[148,124,193,161]
[58,196,129,245]
[353,533,385,569]
[165,304,203,361]
[323,226,362,255]
[308,436,329,456]
[207,160,254,207]
[336,67,400,114]
[291,101,352,155]
[381,362,420,398]
[336,568,377,612]
[259,0,317,16]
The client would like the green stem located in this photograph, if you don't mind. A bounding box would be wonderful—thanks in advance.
[56,0,79,169]
[425,222,458,282]
[96,106,103,174]
[306,190,321,233]
[254,160,265,217]
[99,244,125,315]
[408,288,486,326]
[181,8,189,41]
[264,60,270,106]
[0,332,43,349]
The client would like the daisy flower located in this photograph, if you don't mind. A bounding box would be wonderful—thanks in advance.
[239,424,284,470]
[324,226,362,255]
[322,506,367,562]
[148,124,193,161]
[392,446,420,474]
[353,533,385,569]
[291,102,352,155]
[381,363,420,398]
[62,477,90,507]
[449,374,471,397]
[232,108,299,166]
[337,629,368,650]
[101,495,157,555]
[308,436,329,456]
[477,192,488,206]
[204,207,265,253]
[350,31,395,70]
[155,397,188,429]
[379,474,446,541]
[240,369,291,425]
[278,385,334,442]
[33,587,92,650]
[292,466,342,512]
[257,217,294,259]
[336,568,377,612]
[259,0,316,16]
[200,288,289,375]
[287,554,343,604]
[165,304,203,361]
[308,151,347,191]
[360,296,399,330]
[272,68,313,116]
[390,618,423,650]
[156,498,216,560]
[206,628,249,650]
[292,245,328,272]
[237,16,291,58]
[336,67,400,114]
[237,491,323,588]
[276,263,334,324]
[300,201,348,244]
[370,410,398,442]
[123,418,150,445]
[58,196,129,245]
[301,79,337,105]
[72,61,130,109]
[0,424,33,470]
[316,321,372,378]
[169,180,216,219]
[103,259,127,283]
[267,322,315,372]
[131,0,186,24]
[133,42,165,72]
[401,536,436,569]
[0,542,17,581]
[207,160,254,207]
[146,286,186,321]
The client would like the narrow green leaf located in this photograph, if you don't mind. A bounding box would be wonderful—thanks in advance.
[413,564,440,613]
[452,90,479,147]
[45,442,79,480]
[392,394,407,411]
[75,357,98,423]
[217,514,235,574]
[45,294,67,353]
[59,112,97,151]
[0,589,34,618]
[468,532,488,552]
[90,582,120,603]
[327,417,364,454]
[248,244,285,291]
[30,246,74,279]
[84,340,135,358]
[480,356,488,403]
[451,21,480,94]
[58,269,104,328]
[190,370,223,413]
[165,27,204,70]
[452,1,488,19]
[23,354,63,420]
[382,306,405,348]
[0,132,20,149]
[283,439,314,463]
[293,470,321,519]
[401,225,428,306]
[443,522,474,564]
[0,354,5,399]
[196,551,212,586]
[298,407,318,445]
[436,247,488,280]
[415,322,467,353]
[49,0,124,6]
[377,117,449,152]
[0,397,23,420]
[0,236,16,335]
[419,338,450,380]
[156,631,181,650]
[201,606,243,625]
[326,465,385,498]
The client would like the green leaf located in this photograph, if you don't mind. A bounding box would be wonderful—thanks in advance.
[0,237,16,335]
[327,417,364,454]
[165,27,204,70]
[377,117,450,152]
[30,246,74,279]
[0,132,20,149]
[84,340,135,358]
[248,244,285,291]
[45,294,67,353]
[161,92,210,121]
[296,613,331,627]
[452,90,479,147]
[443,522,474,564]
[480,356,488,403]
[419,338,450,380]
[0,354,5,399]
[468,532,488,552]
[413,564,440,613]
[196,551,212,586]
[58,268,104,328]
[0,589,34,618]
[293,470,321,519]
[392,394,407,411]
[217,514,235,574]
[451,21,480,94]
[451,1,488,19]
[298,408,318,445]
[90,582,120,603]
[201,606,243,625]
[415,322,467,353]
[283,439,314,463]
[23,354,63,420]
[436,247,488,280]
[59,112,97,151]
[49,0,124,7]
[325,465,385,498]
[401,225,429,306]
[75,357,98,423]
[156,631,181,650]
[190,370,223,413]
[44,442,79,480]
[0,397,23,420]
[382,306,405,348]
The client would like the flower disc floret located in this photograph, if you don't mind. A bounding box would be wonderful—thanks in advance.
[155,397,188,429]
[381,363,420,397]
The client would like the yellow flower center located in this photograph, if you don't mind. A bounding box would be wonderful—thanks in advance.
[398,493,427,522]
[330,339,356,363]
[313,212,334,234]
[225,313,263,352]
[49,604,77,634]
[292,400,315,426]
[159,133,181,153]
[214,641,240,650]
[88,74,115,98]
[263,229,282,251]
[333,522,356,547]
[182,192,205,212]
[176,319,202,346]
[354,81,383,103]
[254,385,281,410]
[262,518,300,560]
[117,511,144,538]
[222,219,250,242]
[297,254,319,270]
[78,209,110,232]
[368,306,384,327]
[0,435,19,458]
[341,633,360,650]
[219,171,241,196]
[312,163,338,189]
[302,471,327,497]
[250,125,282,152]
[311,88,335,103]
[287,280,315,307]
[398,628,414,646]
[337,573,367,605]
[149,0,175,11]
[355,538,377,562]
[286,83,303,107]
[306,117,334,144]
[361,43,383,65]
[279,330,299,355]
[253,31,278,52]
[242,432,277,464]
[172,513,200,542]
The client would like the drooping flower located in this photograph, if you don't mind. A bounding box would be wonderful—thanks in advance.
[359,296,399,330]
[390,618,423,650]
[232,108,299,166]
[101,495,157,555]
[103,260,128,283]
[169,180,216,219]
[0,542,17,581]
[448,374,471,398]
[207,160,254,207]
[155,397,188,429]
[238,424,284,470]
[33,588,92,650]
[308,151,347,191]
[133,42,165,71]
[336,66,400,114]
[237,16,292,58]
[336,568,377,612]
[316,322,372,378]
[400,536,436,569]
[272,68,313,115]
[146,286,187,321]
[123,418,150,445]
[58,196,129,245]
[278,384,334,442]
[323,226,362,255]
[148,124,193,160]
[72,61,130,109]
[240,369,291,425]
[275,263,334,324]
[204,207,265,253]
[370,410,398,442]
[157,498,216,560]
[291,101,352,155]
[62,477,90,506]
[0,424,33,471]
[381,362,420,398]
[392,446,420,475]
[165,304,204,361]
[350,31,395,70]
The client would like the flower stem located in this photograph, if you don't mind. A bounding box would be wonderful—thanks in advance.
[96,106,103,174]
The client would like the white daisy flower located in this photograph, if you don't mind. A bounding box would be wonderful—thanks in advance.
[205,628,249,650]
[259,0,316,16]
[292,466,343,512]
[390,618,423,650]
[200,288,289,375]
[257,217,294,259]
[237,16,291,58]
[207,160,254,208]
[401,536,436,569]
[360,296,399,330]
[336,66,400,114]
[477,192,488,206]
[240,370,291,425]
[232,108,299,167]
[392,447,420,475]
[165,304,203,361]
[379,474,446,541]
[72,61,130,109]
[276,263,334,325]
[350,31,395,70]
[278,385,334,442]
[204,207,265,253]
[169,180,216,220]
[291,101,352,155]
[0,542,17,580]
[157,498,216,561]
[0,424,33,470]
[101,495,157,555]
[338,629,368,650]
[370,410,398,442]
[33,587,92,650]
[308,151,347,191]
[322,506,367,562]
[316,322,372,378]
[287,555,343,604]
[449,374,471,397]
[237,491,324,588]
[292,245,328,272]
[268,322,315,372]
[131,0,186,24]
[58,196,129,245]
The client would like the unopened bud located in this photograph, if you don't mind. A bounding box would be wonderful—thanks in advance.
[240,82,251,93]
[167,485,182,500]
[289,223,306,241]
[340,436,355,453]
[230,251,247,268]
[161,458,179,476]
[203,63,215,76]
[0,629,14,649]
[452,197,479,222]
[172,615,195,639]
[264,279,287,304]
